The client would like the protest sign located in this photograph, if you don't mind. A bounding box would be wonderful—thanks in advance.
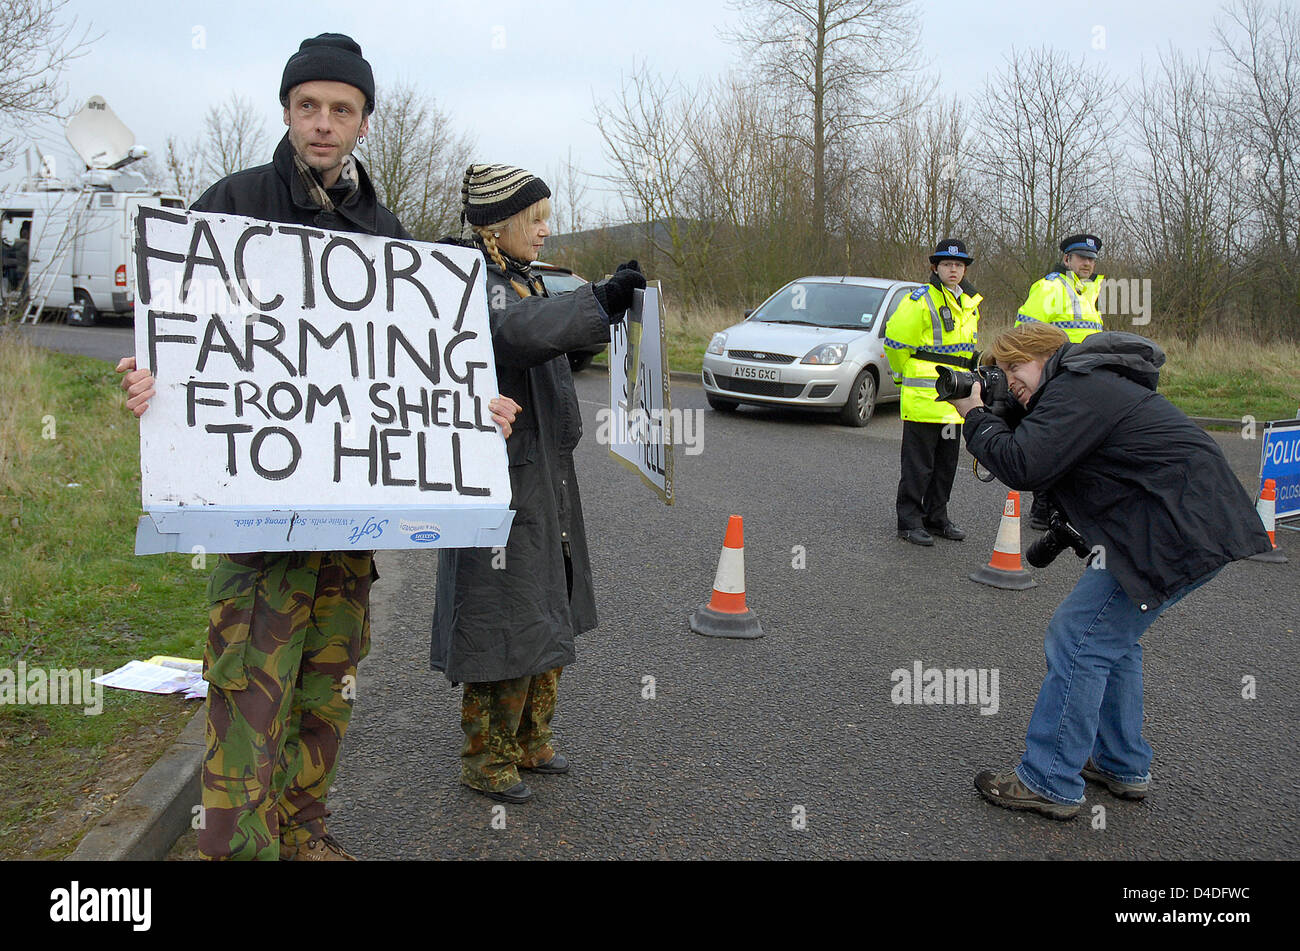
[606,283,674,504]
[131,207,514,553]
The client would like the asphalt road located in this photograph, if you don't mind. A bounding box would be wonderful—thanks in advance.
[28,325,1299,860]
[338,373,1298,860]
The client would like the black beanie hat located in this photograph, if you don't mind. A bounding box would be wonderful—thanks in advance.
[280,33,375,114]
[461,164,552,228]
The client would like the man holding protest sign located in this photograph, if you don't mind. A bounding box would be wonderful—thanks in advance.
[431,165,646,803]
[119,35,519,861]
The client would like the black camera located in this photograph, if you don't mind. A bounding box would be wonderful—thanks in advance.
[935,365,1009,405]
[1025,511,1092,568]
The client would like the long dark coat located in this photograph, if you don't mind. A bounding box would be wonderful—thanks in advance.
[964,332,1271,609]
[430,254,609,682]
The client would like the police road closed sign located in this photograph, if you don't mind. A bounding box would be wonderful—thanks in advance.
[1261,418,1300,519]
[131,207,514,553]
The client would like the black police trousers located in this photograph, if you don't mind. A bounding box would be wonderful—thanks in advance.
[896,420,960,531]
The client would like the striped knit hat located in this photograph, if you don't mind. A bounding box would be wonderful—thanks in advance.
[461,164,551,229]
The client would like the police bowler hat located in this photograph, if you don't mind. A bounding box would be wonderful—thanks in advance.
[929,238,973,264]
[1060,233,1102,258]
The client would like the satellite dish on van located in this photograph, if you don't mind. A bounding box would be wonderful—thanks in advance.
[65,96,137,170]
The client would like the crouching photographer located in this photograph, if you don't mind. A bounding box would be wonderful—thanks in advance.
[947,324,1271,820]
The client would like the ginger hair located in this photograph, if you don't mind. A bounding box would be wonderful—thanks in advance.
[980,324,1069,367]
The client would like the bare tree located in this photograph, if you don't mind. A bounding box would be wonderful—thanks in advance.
[547,147,591,238]
[593,65,704,286]
[723,0,924,260]
[162,135,205,203]
[199,93,268,181]
[359,80,475,241]
[972,47,1126,284]
[0,0,96,168]
[1126,51,1249,341]
[687,74,814,297]
[861,95,974,279]
[1216,0,1300,257]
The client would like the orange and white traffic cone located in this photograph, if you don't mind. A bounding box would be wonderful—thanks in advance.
[969,491,1038,590]
[689,515,764,639]
[1249,478,1288,563]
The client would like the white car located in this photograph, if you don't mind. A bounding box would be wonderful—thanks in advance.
[701,276,921,427]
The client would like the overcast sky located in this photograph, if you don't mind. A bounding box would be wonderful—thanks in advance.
[5,0,1232,217]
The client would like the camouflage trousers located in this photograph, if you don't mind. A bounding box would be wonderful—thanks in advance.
[460,668,561,792]
[200,551,374,860]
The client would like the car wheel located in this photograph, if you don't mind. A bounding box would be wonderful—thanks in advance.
[70,289,98,326]
[837,368,877,427]
[707,394,740,412]
[568,351,594,373]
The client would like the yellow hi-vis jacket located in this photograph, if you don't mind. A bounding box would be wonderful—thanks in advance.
[884,281,981,424]
[1016,268,1105,343]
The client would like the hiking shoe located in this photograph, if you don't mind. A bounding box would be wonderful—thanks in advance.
[1082,759,1148,800]
[463,780,534,804]
[974,768,1080,820]
[288,833,357,861]
[521,753,570,775]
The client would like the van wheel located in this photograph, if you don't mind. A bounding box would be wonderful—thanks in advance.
[837,369,877,427]
[70,289,98,326]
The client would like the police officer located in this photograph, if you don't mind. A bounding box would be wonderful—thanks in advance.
[884,238,982,546]
[1018,234,1105,342]
[1017,234,1105,528]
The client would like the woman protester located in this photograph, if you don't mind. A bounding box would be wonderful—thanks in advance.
[950,325,1270,820]
[432,164,645,804]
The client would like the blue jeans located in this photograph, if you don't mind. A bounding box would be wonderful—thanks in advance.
[1016,566,1221,804]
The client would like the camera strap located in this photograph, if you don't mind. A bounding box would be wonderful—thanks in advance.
[913,349,976,369]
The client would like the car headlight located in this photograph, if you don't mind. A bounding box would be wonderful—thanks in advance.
[801,343,847,365]
[707,332,728,355]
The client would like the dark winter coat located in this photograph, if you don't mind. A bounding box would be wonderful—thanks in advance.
[190,134,407,574]
[191,133,409,240]
[430,252,610,683]
[964,332,1271,609]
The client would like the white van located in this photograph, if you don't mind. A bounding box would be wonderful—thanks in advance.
[2,181,185,323]
[1,94,186,324]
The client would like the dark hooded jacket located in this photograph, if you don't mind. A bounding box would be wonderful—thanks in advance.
[430,248,609,682]
[964,332,1271,609]
[191,133,409,240]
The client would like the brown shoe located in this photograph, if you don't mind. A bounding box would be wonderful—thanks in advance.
[974,768,1080,820]
[1082,759,1149,800]
[286,833,357,861]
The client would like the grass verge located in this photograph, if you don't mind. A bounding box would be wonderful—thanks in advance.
[0,328,206,859]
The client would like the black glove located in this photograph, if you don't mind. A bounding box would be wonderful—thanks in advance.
[592,260,646,323]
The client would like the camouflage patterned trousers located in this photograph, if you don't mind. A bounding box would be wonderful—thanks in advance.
[460,668,561,792]
[200,551,373,860]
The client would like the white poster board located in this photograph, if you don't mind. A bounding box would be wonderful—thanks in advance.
[131,207,514,553]
[607,284,674,504]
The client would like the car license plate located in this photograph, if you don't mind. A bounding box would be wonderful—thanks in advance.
[733,365,780,381]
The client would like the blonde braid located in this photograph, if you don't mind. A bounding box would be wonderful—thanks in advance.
[475,226,533,299]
